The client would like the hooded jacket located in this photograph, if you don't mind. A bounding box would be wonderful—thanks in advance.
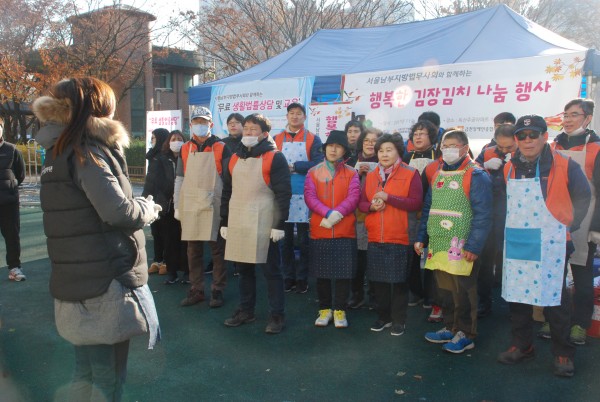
[0,139,25,205]
[34,96,156,301]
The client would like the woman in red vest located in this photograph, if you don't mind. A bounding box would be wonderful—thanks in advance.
[359,133,423,336]
[304,130,360,328]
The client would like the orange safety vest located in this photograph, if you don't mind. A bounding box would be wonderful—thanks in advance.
[273,127,315,159]
[228,151,276,186]
[364,162,417,245]
[503,151,573,227]
[424,157,444,186]
[308,163,357,240]
[551,141,600,181]
[181,140,226,176]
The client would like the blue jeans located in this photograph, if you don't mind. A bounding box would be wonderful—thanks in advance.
[282,222,309,282]
[69,341,130,402]
[238,241,285,315]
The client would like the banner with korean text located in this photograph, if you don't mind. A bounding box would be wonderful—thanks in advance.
[307,102,353,142]
[145,110,183,169]
[208,77,314,137]
[342,52,587,139]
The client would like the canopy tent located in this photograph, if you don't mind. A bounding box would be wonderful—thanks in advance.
[189,4,596,106]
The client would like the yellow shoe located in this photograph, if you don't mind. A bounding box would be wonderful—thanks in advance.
[148,262,160,274]
[334,310,348,328]
[314,309,332,327]
[158,263,168,275]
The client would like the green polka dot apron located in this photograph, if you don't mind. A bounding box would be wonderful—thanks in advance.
[502,163,566,307]
[425,165,474,276]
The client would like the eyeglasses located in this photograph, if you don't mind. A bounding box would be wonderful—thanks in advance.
[363,139,377,145]
[412,132,429,138]
[515,131,541,141]
[440,144,464,150]
[563,112,585,120]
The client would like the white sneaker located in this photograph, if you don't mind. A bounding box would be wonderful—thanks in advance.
[333,310,348,328]
[315,309,332,327]
[8,267,26,282]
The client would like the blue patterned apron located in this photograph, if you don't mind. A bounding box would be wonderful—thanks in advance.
[502,163,566,306]
[281,132,309,223]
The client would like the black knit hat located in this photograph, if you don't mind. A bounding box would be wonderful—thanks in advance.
[324,130,350,152]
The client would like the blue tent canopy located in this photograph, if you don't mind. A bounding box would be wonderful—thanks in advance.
[189,5,588,106]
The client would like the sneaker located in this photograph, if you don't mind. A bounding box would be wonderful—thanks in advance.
[164,274,178,285]
[537,322,551,339]
[347,293,365,309]
[422,300,433,309]
[569,325,586,345]
[205,261,214,275]
[333,310,348,328]
[158,263,168,275]
[284,279,296,293]
[180,288,204,306]
[181,273,191,284]
[425,327,454,344]
[442,331,475,354]
[391,324,406,336]
[315,309,333,327]
[265,314,285,334]
[497,345,535,365]
[148,262,161,274]
[408,293,424,307]
[553,356,575,377]
[295,280,308,294]
[428,305,443,323]
[224,309,256,327]
[209,290,224,308]
[8,267,26,282]
[370,320,392,332]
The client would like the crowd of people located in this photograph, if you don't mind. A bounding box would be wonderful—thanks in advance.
[0,75,595,400]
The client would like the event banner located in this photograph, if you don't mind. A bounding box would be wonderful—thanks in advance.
[208,77,314,137]
[307,102,353,142]
[342,52,587,139]
[146,110,182,168]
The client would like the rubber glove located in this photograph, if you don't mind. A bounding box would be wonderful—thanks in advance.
[220,226,228,240]
[328,210,344,225]
[146,195,162,217]
[270,229,285,242]
[588,231,600,245]
[483,157,503,171]
[135,196,160,225]
[319,217,333,229]
[174,209,180,221]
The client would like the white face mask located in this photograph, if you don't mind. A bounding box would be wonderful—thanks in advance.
[565,126,586,137]
[169,141,184,153]
[241,136,260,148]
[191,124,210,137]
[442,147,461,165]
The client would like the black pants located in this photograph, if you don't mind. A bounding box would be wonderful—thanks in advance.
[407,250,423,298]
[282,222,309,282]
[317,278,351,310]
[150,220,165,263]
[160,212,188,275]
[571,242,597,328]
[372,281,409,325]
[351,249,368,297]
[0,202,21,268]
[509,267,574,358]
[477,234,497,309]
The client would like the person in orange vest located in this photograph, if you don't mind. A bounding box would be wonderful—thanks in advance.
[496,115,590,377]
[359,133,423,336]
[479,112,517,153]
[220,113,291,334]
[416,130,492,354]
[545,99,600,346]
[273,102,324,294]
[474,123,517,318]
[173,106,231,308]
[304,130,360,328]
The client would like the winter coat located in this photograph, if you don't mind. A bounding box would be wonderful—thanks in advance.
[0,140,25,205]
[142,151,177,215]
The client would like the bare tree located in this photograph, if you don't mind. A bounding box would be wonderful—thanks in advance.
[174,0,414,80]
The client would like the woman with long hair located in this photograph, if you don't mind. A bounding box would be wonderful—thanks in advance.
[33,77,161,402]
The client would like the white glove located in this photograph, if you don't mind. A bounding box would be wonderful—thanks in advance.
[220,226,228,240]
[135,196,160,225]
[174,209,180,221]
[483,157,503,171]
[328,210,344,225]
[588,231,600,245]
[146,195,163,216]
[319,217,333,229]
[270,229,285,242]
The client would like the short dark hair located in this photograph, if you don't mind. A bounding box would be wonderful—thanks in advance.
[243,113,271,133]
[494,123,515,140]
[286,102,306,115]
[418,111,440,128]
[375,133,405,156]
[409,120,437,145]
[345,120,365,137]
[162,130,186,154]
[227,113,244,124]
[441,130,469,145]
[564,98,595,115]
[493,112,516,125]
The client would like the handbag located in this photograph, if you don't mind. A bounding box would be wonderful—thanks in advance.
[54,280,148,346]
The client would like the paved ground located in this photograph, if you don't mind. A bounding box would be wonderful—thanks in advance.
[1,205,599,401]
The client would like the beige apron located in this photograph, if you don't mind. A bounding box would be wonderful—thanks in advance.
[556,142,596,266]
[225,156,275,264]
[179,150,222,241]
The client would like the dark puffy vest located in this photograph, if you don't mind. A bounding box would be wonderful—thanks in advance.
[40,144,147,301]
[0,142,18,204]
